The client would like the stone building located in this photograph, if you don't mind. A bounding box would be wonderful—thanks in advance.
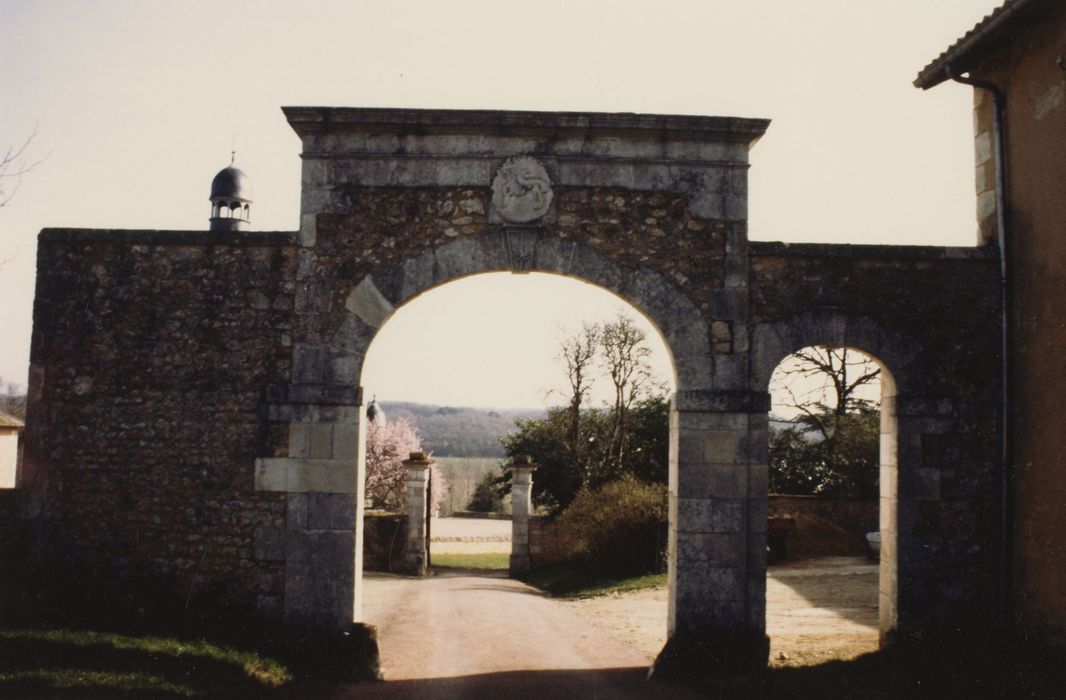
[15,107,1002,675]
[915,0,1066,650]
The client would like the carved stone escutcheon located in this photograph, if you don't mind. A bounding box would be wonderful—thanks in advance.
[491,156,553,224]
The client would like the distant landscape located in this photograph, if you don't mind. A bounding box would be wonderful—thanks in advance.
[381,401,544,513]
[381,401,544,458]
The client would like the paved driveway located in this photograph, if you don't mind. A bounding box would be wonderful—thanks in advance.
[309,570,704,699]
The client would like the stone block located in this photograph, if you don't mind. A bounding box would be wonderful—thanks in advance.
[327,353,360,384]
[711,288,747,321]
[677,462,746,499]
[704,431,741,463]
[253,527,286,561]
[287,493,309,529]
[739,430,768,463]
[344,276,395,328]
[308,424,334,459]
[676,532,745,567]
[678,412,748,431]
[676,563,744,601]
[333,424,358,459]
[747,496,768,533]
[284,566,354,630]
[711,354,743,390]
[676,497,744,534]
[256,458,357,494]
[286,529,356,567]
[330,495,356,530]
[289,423,311,459]
[672,596,746,631]
[903,468,942,501]
[257,595,283,621]
[747,464,769,497]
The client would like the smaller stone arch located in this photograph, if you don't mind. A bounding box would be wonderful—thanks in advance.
[751,309,926,393]
[751,308,947,645]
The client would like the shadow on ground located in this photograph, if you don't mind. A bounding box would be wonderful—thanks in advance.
[284,640,1066,700]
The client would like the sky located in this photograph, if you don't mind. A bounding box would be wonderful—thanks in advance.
[0,0,1000,408]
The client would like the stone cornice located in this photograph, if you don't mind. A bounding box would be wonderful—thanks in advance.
[283,106,770,146]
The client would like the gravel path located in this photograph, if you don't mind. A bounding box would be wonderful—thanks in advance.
[318,570,704,699]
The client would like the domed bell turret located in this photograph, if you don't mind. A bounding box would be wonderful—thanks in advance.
[209,155,252,232]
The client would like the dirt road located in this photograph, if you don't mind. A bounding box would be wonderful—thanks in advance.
[316,570,703,699]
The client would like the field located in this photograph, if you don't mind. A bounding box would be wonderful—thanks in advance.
[433,456,507,515]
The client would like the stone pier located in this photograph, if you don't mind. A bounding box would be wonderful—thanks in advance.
[508,457,537,576]
[403,452,433,576]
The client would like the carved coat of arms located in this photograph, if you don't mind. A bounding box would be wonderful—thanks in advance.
[491,156,553,224]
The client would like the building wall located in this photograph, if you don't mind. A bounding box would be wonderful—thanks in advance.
[22,230,297,618]
[969,2,1066,645]
[0,430,17,488]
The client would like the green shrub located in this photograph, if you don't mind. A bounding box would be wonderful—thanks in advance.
[553,475,667,577]
[467,471,504,512]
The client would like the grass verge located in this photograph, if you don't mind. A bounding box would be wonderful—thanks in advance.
[521,561,666,598]
[0,626,292,698]
[431,552,510,570]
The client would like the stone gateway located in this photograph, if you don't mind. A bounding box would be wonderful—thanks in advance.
[16,107,1002,677]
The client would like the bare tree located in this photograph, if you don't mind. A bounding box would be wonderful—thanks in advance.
[1,380,27,420]
[771,346,881,441]
[1,129,43,210]
[557,322,599,468]
[598,314,656,478]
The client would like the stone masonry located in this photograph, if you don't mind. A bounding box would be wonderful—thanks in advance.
[16,107,1002,675]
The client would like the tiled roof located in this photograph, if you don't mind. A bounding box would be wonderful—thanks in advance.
[914,0,1038,89]
[0,411,24,429]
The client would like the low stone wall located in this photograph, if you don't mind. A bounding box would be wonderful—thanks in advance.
[768,495,878,538]
[528,515,571,569]
[363,513,408,573]
[449,511,512,521]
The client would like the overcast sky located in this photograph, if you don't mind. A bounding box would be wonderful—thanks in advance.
[0,0,999,408]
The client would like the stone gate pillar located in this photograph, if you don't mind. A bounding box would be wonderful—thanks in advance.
[403,452,433,576]
[509,456,537,576]
[653,391,771,677]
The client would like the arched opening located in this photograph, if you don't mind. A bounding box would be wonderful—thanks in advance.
[354,271,678,677]
[764,344,897,665]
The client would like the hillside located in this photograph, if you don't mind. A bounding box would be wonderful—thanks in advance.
[381,401,545,457]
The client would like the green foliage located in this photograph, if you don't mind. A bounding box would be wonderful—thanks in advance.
[521,561,666,598]
[552,475,668,577]
[467,471,505,513]
[501,396,669,513]
[770,402,880,497]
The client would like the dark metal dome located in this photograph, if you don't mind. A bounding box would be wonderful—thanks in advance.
[367,397,386,425]
[210,166,253,202]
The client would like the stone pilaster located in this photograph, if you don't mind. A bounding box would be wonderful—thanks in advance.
[508,457,537,576]
[652,390,771,679]
[403,452,434,576]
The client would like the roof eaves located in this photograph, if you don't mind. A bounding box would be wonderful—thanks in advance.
[0,411,24,429]
[914,0,1037,90]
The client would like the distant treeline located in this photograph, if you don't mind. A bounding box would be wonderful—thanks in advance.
[381,401,545,457]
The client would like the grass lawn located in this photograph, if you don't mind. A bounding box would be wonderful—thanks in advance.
[0,627,292,698]
[431,552,510,570]
[521,561,666,598]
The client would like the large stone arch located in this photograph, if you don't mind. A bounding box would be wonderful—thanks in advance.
[332,235,714,394]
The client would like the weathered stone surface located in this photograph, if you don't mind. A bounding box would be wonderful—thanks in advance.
[16,108,1003,664]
